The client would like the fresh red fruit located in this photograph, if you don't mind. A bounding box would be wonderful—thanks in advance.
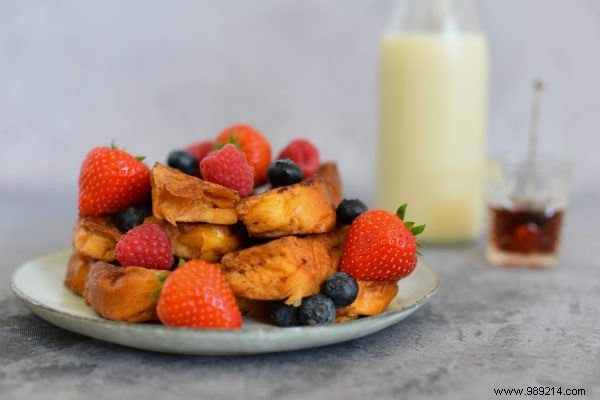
[115,224,173,269]
[78,146,150,217]
[215,124,271,186]
[156,259,242,329]
[186,140,214,165]
[200,144,254,197]
[278,139,320,179]
[340,205,425,281]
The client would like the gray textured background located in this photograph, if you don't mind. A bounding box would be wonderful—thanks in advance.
[2,1,599,399]
[1,0,599,203]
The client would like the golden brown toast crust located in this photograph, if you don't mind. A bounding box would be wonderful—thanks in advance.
[84,261,170,323]
[150,163,240,226]
[65,251,92,296]
[336,281,398,321]
[145,216,246,262]
[73,217,122,261]
[221,228,346,306]
[236,163,342,238]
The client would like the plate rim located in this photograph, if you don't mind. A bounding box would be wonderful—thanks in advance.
[11,250,439,351]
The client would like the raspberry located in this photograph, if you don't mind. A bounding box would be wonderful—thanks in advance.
[115,224,173,269]
[277,139,320,178]
[215,125,272,186]
[157,260,242,329]
[200,144,254,197]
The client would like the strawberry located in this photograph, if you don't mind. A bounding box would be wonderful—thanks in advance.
[340,204,425,281]
[78,145,150,217]
[156,259,242,329]
[115,224,173,269]
[278,139,320,178]
[215,124,271,186]
[200,144,254,197]
[186,140,214,165]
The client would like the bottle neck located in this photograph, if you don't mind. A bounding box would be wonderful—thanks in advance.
[387,0,483,35]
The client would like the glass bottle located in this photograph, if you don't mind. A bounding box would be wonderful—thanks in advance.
[377,0,489,243]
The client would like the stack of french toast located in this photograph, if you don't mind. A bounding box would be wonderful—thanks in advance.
[66,127,419,328]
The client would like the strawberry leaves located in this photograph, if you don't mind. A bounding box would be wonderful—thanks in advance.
[396,203,407,220]
[411,224,426,235]
[396,203,426,236]
[213,133,242,150]
[395,203,425,255]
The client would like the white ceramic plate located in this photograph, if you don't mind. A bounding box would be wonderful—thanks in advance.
[12,251,439,355]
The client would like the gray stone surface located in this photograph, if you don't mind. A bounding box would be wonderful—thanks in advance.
[2,189,599,400]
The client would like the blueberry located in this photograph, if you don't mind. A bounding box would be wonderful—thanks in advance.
[267,159,302,187]
[167,150,199,176]
[298,294,335,326]
[116,205,151,232]
[336,198,368,225]
[321,272,359,308]
[271,302,301,327]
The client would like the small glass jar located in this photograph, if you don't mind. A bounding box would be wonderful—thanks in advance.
[485,156,571,268]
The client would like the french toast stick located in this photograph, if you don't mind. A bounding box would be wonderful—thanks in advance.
[145,217,246,262]
[236,163,342,238]
[84,261,170,323]
[336,281,398,322]
[150,163,239,226]
[73,216,122,261]
[221,227,346,306]
[65,251,92,296]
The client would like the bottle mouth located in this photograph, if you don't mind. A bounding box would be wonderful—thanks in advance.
[386,0,484,35]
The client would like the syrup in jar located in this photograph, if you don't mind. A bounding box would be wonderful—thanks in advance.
[489,207,564,255]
